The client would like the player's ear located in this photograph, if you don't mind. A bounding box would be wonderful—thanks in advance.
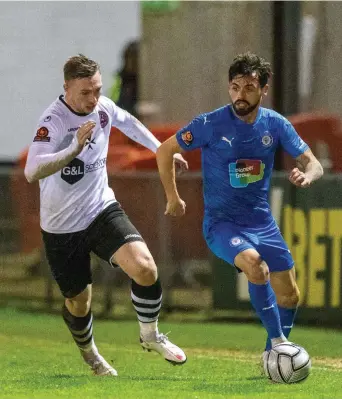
[262,84,269,97]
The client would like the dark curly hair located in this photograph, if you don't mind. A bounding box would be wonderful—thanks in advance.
[229,52,272,88]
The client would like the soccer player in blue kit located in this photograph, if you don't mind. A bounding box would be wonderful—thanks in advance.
[156,52,323,362]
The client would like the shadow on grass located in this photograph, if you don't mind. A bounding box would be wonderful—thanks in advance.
[246,376,265,381]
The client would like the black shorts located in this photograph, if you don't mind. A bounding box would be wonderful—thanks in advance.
[42,202,144,298]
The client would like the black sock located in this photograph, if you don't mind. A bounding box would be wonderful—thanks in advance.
[131,278,162,323]
[62,304,94,351]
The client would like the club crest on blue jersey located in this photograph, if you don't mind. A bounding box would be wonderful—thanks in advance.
[261,132,273,147]
[230,237,244,247]
[181,131,193,146]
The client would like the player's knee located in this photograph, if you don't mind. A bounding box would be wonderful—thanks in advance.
[66,297,91,316]
[133,254,157,286]
[66,288,92,316]
[277,285,300,308]
[245,258,269,284]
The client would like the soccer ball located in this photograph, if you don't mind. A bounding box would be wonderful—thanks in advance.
[264,342,311,383]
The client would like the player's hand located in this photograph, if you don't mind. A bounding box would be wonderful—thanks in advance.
[173,153,189,176]
[165,197,186,217]
[76,121,96,152]
[289,167,311,188]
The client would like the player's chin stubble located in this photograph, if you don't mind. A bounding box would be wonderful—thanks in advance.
[232,101,259,116]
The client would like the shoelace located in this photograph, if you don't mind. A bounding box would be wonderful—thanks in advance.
[156,331,171,344]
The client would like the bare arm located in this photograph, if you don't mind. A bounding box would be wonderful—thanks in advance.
[156,135,181,199]
[289,149,324,188]
[24,121,95,183]
[156,135,186,216]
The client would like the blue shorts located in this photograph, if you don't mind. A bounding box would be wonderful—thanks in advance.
[203,218,294,273]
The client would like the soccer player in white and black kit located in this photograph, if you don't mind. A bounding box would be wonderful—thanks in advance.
[24,54,187,376]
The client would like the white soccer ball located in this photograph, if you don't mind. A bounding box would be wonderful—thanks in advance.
[264,342,311,384]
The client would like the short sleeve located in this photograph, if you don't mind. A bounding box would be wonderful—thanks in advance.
[279,119,309,158]
[176,115,214,151]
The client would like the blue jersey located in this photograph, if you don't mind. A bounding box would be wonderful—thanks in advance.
[176,105,309,226]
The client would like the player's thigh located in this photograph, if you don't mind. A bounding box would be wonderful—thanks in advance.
[204,220,255,267]
[41,229,92,298]
[270,267,300,306]
[258,224,294,273]
[88,202,155,277]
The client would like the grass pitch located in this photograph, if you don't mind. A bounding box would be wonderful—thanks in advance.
[0,307,342,399]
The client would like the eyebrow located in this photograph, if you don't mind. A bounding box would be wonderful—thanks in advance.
[231,82,255,88]
[81,87,102,93]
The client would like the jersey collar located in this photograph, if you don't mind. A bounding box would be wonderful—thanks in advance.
[59,95,91,117]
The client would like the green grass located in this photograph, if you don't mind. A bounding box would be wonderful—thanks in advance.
[1,307,342,399]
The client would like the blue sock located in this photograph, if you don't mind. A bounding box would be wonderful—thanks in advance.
[248,281,283,343]
[265,306,297,350]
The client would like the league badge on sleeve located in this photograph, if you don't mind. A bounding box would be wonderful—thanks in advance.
[181,131,193,146]
[33,127,51,142]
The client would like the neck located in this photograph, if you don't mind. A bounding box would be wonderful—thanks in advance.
[62,94,90,116]
[232,106,259,124]
[64,93,77,112]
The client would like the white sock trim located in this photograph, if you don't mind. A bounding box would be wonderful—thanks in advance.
[139,320,158,336]
[131,292,162,305]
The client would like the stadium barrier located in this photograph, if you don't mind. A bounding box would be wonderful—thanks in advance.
[0,169,212,316]
[2,169,342,325]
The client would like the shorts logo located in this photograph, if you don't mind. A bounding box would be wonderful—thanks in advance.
[61,158,84,185]
[33,127,50,142]
[230,237,244,247]
[229,159,265,188]
[44,116,51,122]
[99,111,109,128]
[124,234,142,240]
[261,132,273,147]
[181,131,193,146]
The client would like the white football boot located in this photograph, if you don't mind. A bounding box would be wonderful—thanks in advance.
[81,348,118,376]
[140,332,187,365]
[260,350,270,376]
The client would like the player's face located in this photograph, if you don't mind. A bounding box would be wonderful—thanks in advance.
[64,71,102,114]
[229,73,268,117]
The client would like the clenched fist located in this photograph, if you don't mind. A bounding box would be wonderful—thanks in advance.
[165,197,186,217]
[289,167,311,188]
